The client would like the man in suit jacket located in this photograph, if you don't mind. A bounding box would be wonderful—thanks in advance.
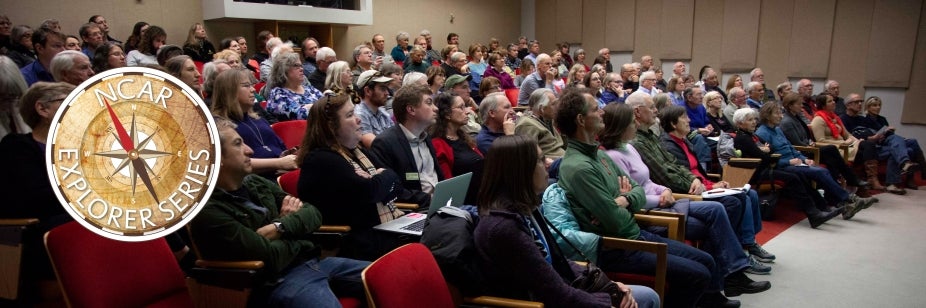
[371,84,445,209]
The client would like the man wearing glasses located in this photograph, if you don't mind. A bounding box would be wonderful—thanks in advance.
[637,71,659,96]
[825,80,846,116]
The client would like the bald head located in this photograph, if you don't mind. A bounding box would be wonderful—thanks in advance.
[673,62,686,76]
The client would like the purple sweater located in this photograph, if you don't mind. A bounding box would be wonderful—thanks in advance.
[606,144,668,209]
[474,209,611,307]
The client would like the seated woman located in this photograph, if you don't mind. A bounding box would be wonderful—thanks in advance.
[266,52,324,121]
[126,25,164,67]
[211,69,298,180]
[482,52,516,90]
[565,64,587,89]
[732,106,847,227]
[296,93,406,261]
[755,103,875,218]
[809,93,905,194]
[844,96,925,189]
[657,105,769,265]
[91,42,125,73]
[583,69,603,100]
[430,92,484,205]
[779,93,871,192]
[704,91,733,135]
[325,60,361,105]
[474,135,659,308]
[164,55,202,97]
[601,103,768,278]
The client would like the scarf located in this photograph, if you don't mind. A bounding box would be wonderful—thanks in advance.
[337,147,404,223]
[814,110,845,139]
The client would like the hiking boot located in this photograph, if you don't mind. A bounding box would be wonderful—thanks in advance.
[849,194,876,209]
[744,255,771,275]
[724,270,772,297]
[808,208,843,228]
[841,200,863,220]
[746,244,776,263]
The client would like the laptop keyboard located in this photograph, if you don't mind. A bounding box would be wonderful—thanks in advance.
[400,219,426,232]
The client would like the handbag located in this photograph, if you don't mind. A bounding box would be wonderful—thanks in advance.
[540,215,624,305]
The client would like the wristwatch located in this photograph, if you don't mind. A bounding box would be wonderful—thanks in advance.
[273,221,285,234]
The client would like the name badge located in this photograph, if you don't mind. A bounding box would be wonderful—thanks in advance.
[405,172,420,181]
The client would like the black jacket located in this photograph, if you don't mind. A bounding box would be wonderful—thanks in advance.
[371,125,446,208]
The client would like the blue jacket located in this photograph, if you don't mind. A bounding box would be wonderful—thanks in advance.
[541,183,600,263]
[755,124,807,166]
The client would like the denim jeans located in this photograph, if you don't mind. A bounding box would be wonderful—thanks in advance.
[684,201,750,285]
[599,229,713,308]
[782,164,849,204]
[630,285,661,308]
[878,134,911,184]
[269,257,370,307]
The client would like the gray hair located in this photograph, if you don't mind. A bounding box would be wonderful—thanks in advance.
[732,107,758,126]
[624,91,649,109]
[403,72,427,86]
[528,88,554,112]
[316,47,336,61]
[50,50,88,82]
[703,90,723,107]
[268,52,301,89]
[825,79,838,89]
[535,53,552,64]
[396,31,410,41]
[0,56,28,111]
[324,60,350,90]
[728,87,745,99]
[749,68,762,80]
[640,71,656,81]
[450,51,467,63]
[478,92,507,124]
[745,81,762,93]
[270,41,294,60]
[419,29,431,36]
[265,37,283,54]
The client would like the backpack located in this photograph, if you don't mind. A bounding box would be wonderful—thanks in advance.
[420,205,486,296]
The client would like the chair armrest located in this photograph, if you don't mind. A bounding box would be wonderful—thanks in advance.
[464,296,545,308]
[672,193,703,201]
[634,213,684,241]
[317,225,351,233]
[195,260,264,270]
[394,202,419,210]
[0,218,39,226]
[600,237,668,304]
[794,146,821,164]
[706,173,721,181]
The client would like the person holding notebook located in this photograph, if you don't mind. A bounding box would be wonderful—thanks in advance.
[297,93,408,261]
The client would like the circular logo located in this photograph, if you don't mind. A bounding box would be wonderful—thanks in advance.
[46,67,221,242]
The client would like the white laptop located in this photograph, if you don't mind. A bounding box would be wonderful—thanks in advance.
[373,172,472,236]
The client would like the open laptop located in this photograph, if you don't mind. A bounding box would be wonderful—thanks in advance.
[373,172,472,236]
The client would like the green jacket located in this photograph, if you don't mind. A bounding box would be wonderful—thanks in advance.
[558,139,644,240]
[631,128,696,193]
[190,175,323,275]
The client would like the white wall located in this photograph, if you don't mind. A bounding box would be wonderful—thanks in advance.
[521,0,535,41]
[866,88,926,143]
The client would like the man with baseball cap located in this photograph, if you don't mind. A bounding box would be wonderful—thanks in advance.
[356,70,395,148]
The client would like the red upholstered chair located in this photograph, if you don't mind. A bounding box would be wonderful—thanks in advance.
[271,120,307,149]
[253,81,266,96]
[362,243,456,308]
[44,221,194,308]
[277,169,301,197]
[504,88,519,107]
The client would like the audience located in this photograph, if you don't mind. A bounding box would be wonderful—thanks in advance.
[475,92,515,154]
[514,88,564,163]
[21,28,64,85]
[266,52,323,120]
[126,25,164,67]
[182,22,215,63]
[430,92,484,205]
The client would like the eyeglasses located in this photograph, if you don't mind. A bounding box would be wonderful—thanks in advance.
[847,100,863,104]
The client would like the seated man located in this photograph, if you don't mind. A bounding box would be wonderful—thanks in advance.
[475,92,515,155]
[628,93,773,271]
[555,89,770,308]
[371,84,445,208]
[514,88,564,165]
[355,70,395,148]
[191,118,369,307]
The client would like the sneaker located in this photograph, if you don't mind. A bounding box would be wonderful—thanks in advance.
[746,244,776,263]
[744,255,771,275]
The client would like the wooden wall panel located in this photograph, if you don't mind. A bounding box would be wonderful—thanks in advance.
[827,0,875,96]
[691,0,725,76]
[659,0,695,60]
[555,0,583,44]
[582,0,608,53]
[719,0,761,72]
[604,0,636,51]
[632,0,663,62]
[756,0,794,86]
[787,0,837,77]
[864,0,923,87]
[901,2,926,124]
[535,0,557,49]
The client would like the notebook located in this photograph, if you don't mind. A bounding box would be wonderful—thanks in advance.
[373,172,472,236]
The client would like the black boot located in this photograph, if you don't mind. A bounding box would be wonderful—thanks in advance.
[724,270,772,297]
[698,292,741,308]
[808,208,842,228]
